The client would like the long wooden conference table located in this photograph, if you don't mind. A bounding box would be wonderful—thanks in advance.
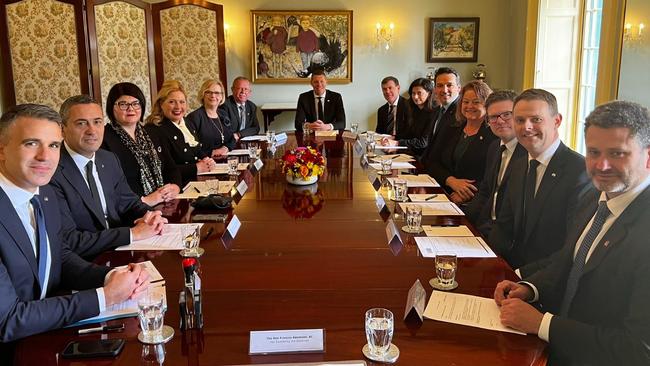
[14,132,546,365]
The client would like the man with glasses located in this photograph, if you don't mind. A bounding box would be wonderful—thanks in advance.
[49,95,166,259]
[219,77,260,140]
[465,90,527,238]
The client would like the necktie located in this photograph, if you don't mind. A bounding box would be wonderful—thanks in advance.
[238,105,246,131]
[560,201,611,316]
[490,145,508,220]
[30,195,48,291]
[316,97,324,121]
[85,161,104,219]
[387,104,396,136]
[432,107,445,139]
[524,159,540,212]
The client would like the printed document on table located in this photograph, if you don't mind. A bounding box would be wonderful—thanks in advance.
[373,145,408,150]
[197,163,250,175]
[423,290,525,335]
[369,162,415,170]
[422,225,473,237]
[399,202,464,216]
[113,260,164,283]
[389,175,439,187]
[408,194,449,202]
[414,236,496,258]
[71,279,167,327]
[370,154,415,163]
[241,135,267,141]
[115,223,203,251]
[177,180,236,198]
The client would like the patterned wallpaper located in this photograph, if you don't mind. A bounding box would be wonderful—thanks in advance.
[160,5,220,110]
[6,0,81,109]
[94,1,152,117]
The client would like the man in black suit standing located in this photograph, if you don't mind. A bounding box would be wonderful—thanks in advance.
[495,100,650,365]
[489,89,590,277]
[465,90,526,238]
[0,104,146,351]
[294,69,346,131]
[219,76,260,140]
[375,76,408,135]
[49,95,166,259]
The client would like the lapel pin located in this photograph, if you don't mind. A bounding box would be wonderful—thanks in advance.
[604,240,610,247]
[174,136,177,140]
[101,164,105,168]
[158,147,162,152]
[479,136,483,140]
[551,173,556,177]
[44,196,49,202]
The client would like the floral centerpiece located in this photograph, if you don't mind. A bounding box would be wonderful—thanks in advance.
[281,146,325,185]
[282,185,325,219]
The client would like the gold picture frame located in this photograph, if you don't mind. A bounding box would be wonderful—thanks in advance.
[251,10,353,83]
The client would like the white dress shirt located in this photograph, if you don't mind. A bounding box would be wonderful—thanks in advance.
[64,143,108,225]
[171,117,199,147]
[528,137,561,194]
[312,91,334,130]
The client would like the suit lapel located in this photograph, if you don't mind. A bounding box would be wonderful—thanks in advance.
[94,152,112,227]
[59,148,107,228]
[0,189,40,281]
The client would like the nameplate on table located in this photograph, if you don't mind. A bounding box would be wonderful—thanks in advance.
[404,279,426,321]
[375,192,386,211]
[342,131,358,140]
[253,158,264,171]
[385,219,403,255]
[236,180,248,196]
[249,329,325,355]
[353,140,364,154]
[275,132,288,142]
[224,214,241,238]
[315,130,338,137]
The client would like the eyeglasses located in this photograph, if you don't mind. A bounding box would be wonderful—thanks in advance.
[488,111,513,123]
[204,91,223,96]
[115,101,141,111]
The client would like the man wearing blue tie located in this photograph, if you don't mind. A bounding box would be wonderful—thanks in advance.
[0,104,147,353]
[494,101,650,365]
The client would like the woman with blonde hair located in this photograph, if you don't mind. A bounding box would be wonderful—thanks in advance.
[428,80,497,204]
[186,79,235,158]
[145,80,215,184]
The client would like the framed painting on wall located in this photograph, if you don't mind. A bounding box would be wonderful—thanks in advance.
[251,10,352,83]
[427,17,480,63]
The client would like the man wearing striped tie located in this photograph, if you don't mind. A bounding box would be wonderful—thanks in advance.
[494,100,650,366]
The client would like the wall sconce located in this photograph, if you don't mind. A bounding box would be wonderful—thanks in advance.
[375,22,394,51]
[624,22,645,45]
[223,23,231,48]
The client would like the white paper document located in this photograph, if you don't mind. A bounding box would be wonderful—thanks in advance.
[115,223,204,251]
[371,154,415,163]
[373,145,408,150]
[423,290,525,335]
[389,174,439,187]
[399,202,464,216]
[197,163,249,175]
[241,135,267,141]
[113,260,164,283]
[177,181,236,199]
[414,236,496,258]
[369,162,415,170]
[227,149,253,156]
[407,194,449,202]
[422,225,474,237]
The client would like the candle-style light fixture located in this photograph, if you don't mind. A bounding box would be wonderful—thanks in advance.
[375,22,394,51]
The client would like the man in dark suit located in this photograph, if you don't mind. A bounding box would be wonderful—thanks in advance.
[495,100,650,365]
[375,76,408,135]
[465,90,527,238]
[0,104,146,350]
[420,67,461,175]
[489,89,590,277]
[219,76,260,140]
[49,95,166,259]
[294,69,346,131]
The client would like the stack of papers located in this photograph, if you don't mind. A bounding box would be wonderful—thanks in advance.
[197,163,249,175]
[115,223,204,251]
[414,236,495,258]
[369,162,416,170]
[177,180,236,198]
[399,202,464,216]
[407,194,449,202]
[371,154,415,163]
[390,174,439,187]
[422,225,473,237]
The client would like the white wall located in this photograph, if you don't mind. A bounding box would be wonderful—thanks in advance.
[618,0,650,108]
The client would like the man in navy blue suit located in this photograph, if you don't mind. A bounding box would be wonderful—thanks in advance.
[294,70,346,131]
[49,95,166,259]
[0,104,147,353]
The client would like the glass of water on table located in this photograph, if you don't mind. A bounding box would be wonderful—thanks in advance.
[137,287,174,344]
[363,308,399,363]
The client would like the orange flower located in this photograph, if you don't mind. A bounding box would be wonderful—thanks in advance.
[300,165,310,178]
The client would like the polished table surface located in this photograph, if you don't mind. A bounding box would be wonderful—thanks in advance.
[14,132,546,365]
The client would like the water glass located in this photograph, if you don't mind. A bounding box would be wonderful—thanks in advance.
[365,139,376,157]
[248,143,258,159]
[392,178,407,201]
[205,179,219,194]
[435,253,458,288]
[380,157,393,175]
[351,122,359,134]
[405,205,423,233]
[141,344,166,366]
[227,157,239,175]
[138,288,166,344]
[303,122,311,135]
[266,130,276,143]
[365,308,394,357]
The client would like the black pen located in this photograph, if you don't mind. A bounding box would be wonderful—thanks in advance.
[78,324,125,334]
[425,194,438,201]
[194,187,201,193]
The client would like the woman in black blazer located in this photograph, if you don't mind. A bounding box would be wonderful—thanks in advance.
[186,79,236,159]
[430,80,497,204]
[101,82,181,206]
[144,80,216,185]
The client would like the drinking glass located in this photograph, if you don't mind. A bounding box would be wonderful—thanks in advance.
[365,139,376,158]
[403,205,423,233]
[180,225,203,257]
[248,143,258,159]
[435,253,458,288]
[205,179,219,194]
[138,288,166,344]
[227,157,239,176]
[350,122,359,134]
[303,122,311,135]
[141,344,166,366]
[366,130,376,143]
[379,157,393,175]
[365,308,394,358]
[392,178,407,202]
[266,130,276,144]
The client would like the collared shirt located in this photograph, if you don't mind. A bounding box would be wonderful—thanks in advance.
[534,174,650,342]
[312,91,333,130]
[170,118,199,147]
[64,143,108,223]
[527,137,561,194]
[491,138,519,220]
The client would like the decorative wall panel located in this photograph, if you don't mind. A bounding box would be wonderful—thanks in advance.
[6,0,81,108]
[159,5,220,109]
[94,1,152,116]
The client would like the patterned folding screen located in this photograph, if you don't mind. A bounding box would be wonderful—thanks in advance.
[91,0,153,116]
[153,1,226,110]
[3,0,84,109]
